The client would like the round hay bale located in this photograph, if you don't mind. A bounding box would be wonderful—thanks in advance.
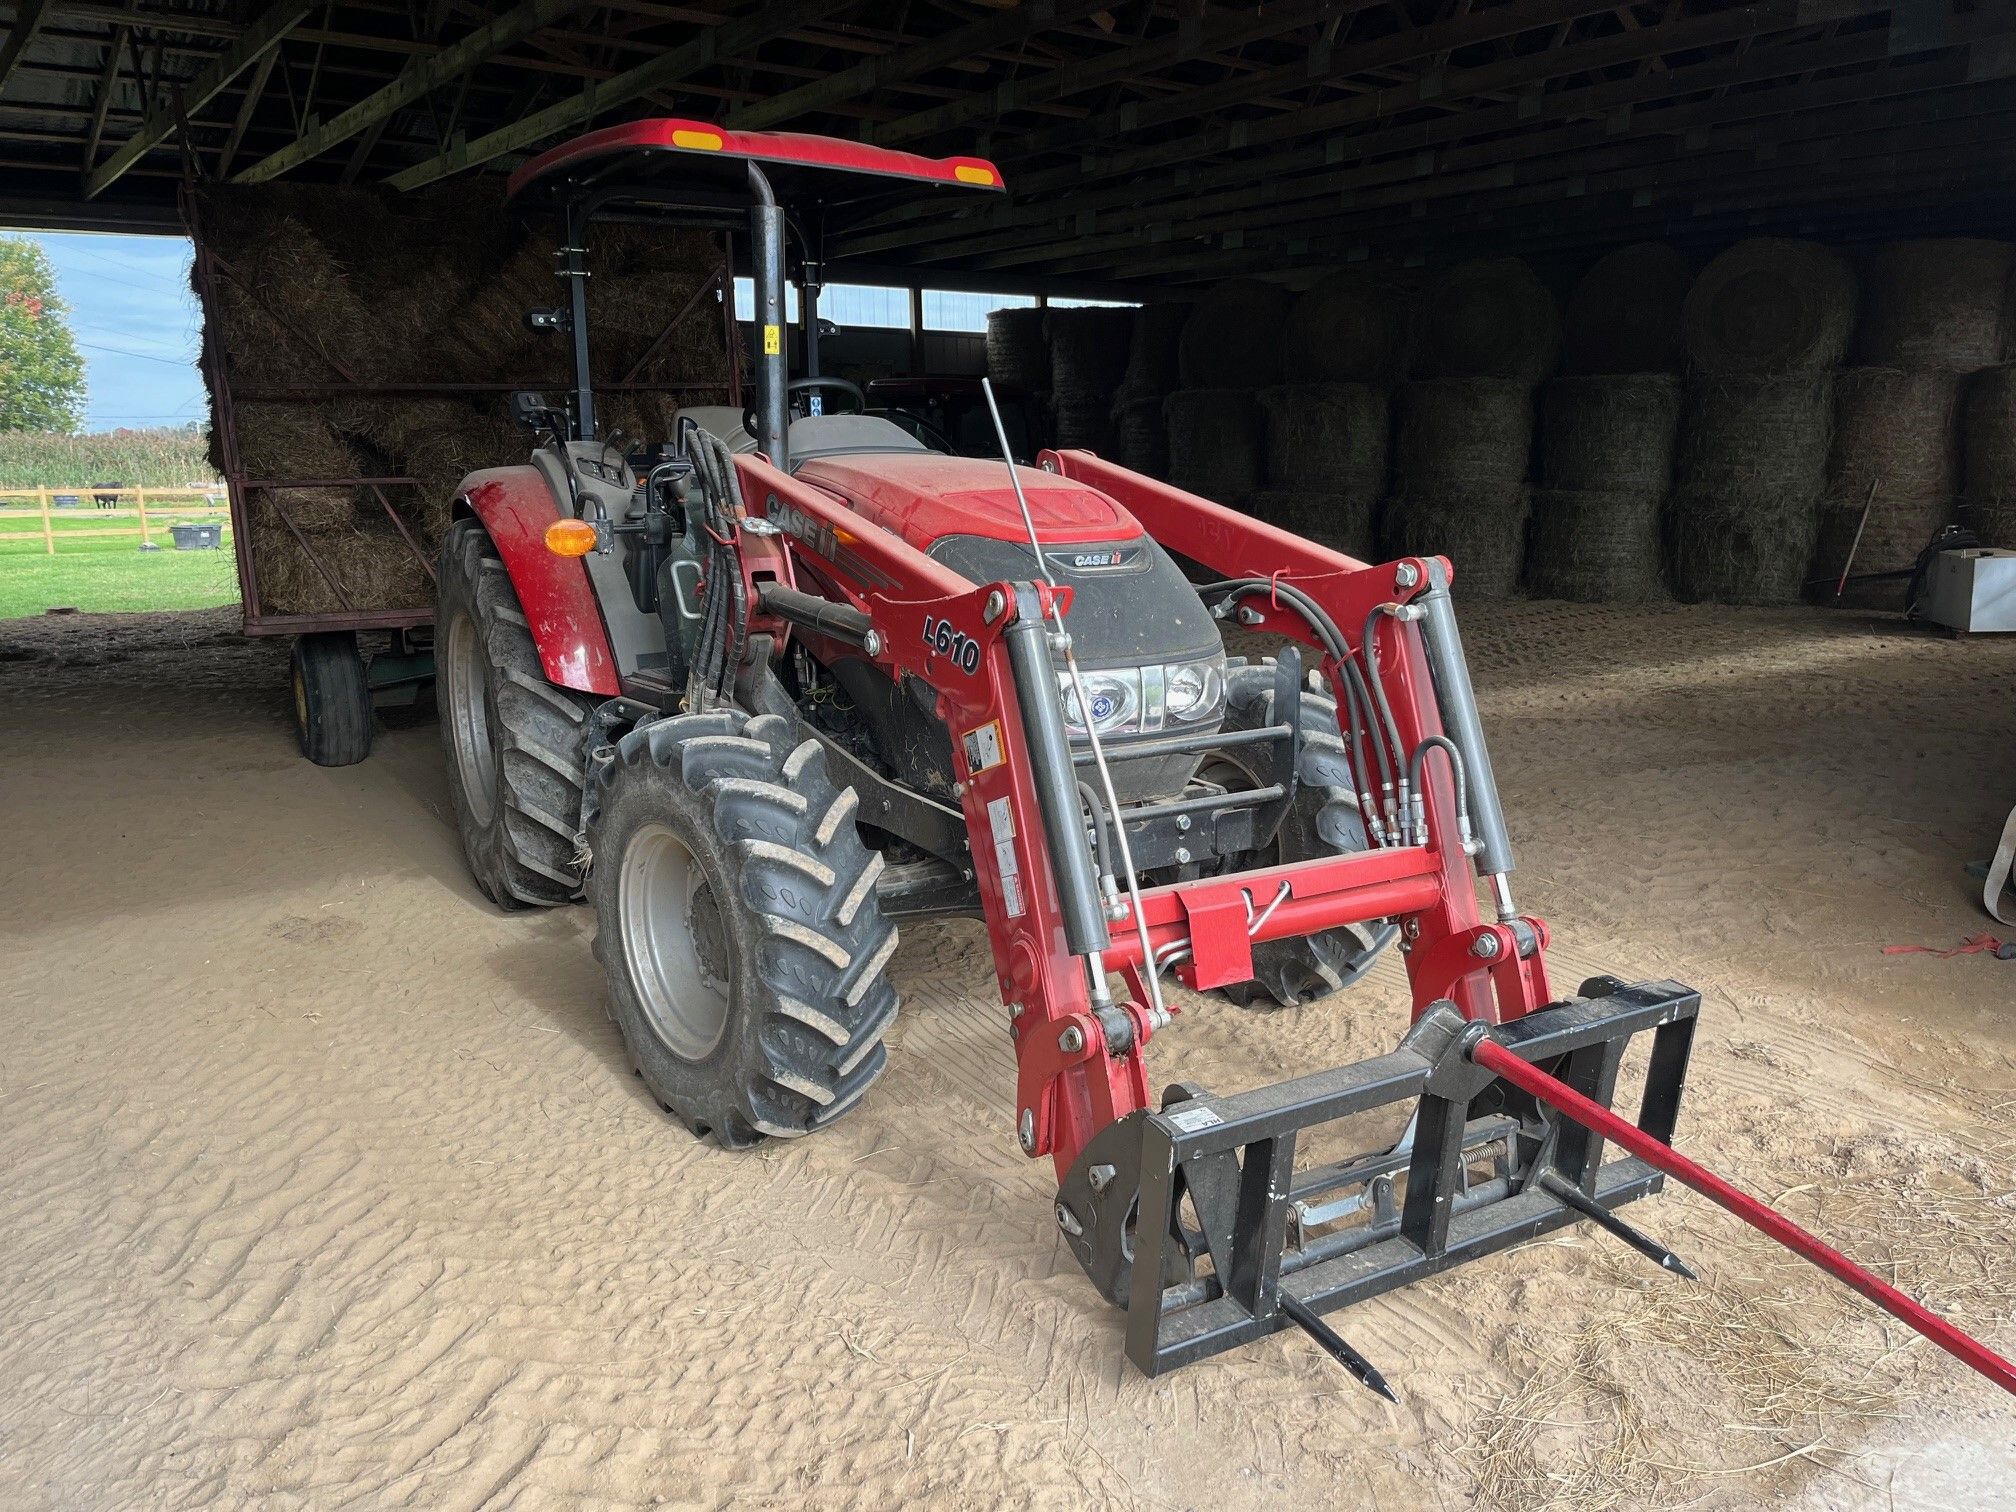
[1242,487,1378,559]
[1393,379,1534,487]
[1258,384,1389,490]
[1411,258,1559,381]
[1827,368,1961,504]
[1053,393,1117,454]
[1539,374,1680,492]
[1562,242,1693,374]
[1665,486,1823,606]
[1682,238,1854,375]
[1675,375,1834,500]
[1050,307,1135,394]
[1381,482,1531,599]
[1962,363,2016,507]
[1853,239,2012,372]
[1179,280,1292,388]
[1810,492,1956,610]
[1525,487,1667,603]
[1112,394,1168,478]
[1283,271,1411,384]
[1164,388,1264,499]
[1051,307,1135,453]
[1121,303,1190,397]
[986,307,1049,392]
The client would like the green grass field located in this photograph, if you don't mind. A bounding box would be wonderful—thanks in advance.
[0,510,240,618]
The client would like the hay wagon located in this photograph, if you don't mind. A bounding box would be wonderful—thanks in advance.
[184,182,739,765]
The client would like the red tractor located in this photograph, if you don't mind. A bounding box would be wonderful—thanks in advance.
[433,120,2016,1394]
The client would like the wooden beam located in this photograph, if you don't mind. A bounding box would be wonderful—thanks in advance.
[902,38,2009,267]
[837,2,1921,255]
[1002,0,1906,201]
[80,23,124,170]
[234,0,593,181]
[216,46,277,177]
[0,0,53,97]
[84,0,316,197]
[1037,116,2016,278]
[867,0,1376,147]
[386,0,854,191]
[995,0,1634,165]
[724,0,1118,131]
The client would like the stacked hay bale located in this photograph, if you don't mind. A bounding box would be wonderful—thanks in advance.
[196,183,727,615]
[1385,258,1556,596]
[1249,385,1389,557]
[1110,302,1188,477]
[1048,307,1135,453]
[984,307,1049,392]
[1527,246,1691,603]
[1386,379,1536,598]
[1561,242,1692,376]
[1165,280,1288,500]
[1668,239,1852,604]
[1812,240,2005,605]
[1283,269,1412,384]
[1962,366,2016,548]
[1816,371,1963,604]
[1529,375,1679,602]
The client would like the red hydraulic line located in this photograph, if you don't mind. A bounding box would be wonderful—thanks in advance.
[1470,1036,2016,1399]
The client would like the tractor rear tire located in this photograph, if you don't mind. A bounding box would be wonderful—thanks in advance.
[291,632,373,767]
[1213,660,1394,1007]
[436,518,599,909]
[585,710,899,1147]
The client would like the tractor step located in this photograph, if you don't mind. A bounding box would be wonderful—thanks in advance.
[1056,980,1699,1377]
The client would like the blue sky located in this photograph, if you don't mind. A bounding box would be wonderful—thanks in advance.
[20,231,208,434]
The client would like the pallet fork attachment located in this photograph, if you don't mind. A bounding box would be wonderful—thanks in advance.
[1060,981,1700,1381]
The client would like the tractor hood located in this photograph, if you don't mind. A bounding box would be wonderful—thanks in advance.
[793,453,1141,551]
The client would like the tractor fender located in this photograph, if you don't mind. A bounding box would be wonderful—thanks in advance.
[454,465,620,696]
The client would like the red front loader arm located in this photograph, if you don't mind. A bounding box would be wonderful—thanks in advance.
[734,452,1551,1179]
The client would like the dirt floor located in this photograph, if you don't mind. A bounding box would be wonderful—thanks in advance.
[2,600,2013,1511]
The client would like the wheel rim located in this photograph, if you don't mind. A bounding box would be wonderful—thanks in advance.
[445,609,499,824]
[620,822,732,1061]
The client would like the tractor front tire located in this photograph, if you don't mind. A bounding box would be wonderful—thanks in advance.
[291,631,373,767]
[1214,660,1395,1007]
[585,710,899,1147]
[436,518,598,909]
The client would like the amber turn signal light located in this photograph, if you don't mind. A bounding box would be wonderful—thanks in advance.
[544,518,599,557]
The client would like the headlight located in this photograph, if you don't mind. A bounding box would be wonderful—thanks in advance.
[1057,653,1224,735]
[1059,669,1139,735]
[1164,657,1224,722]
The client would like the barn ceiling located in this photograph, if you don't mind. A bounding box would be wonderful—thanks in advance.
[1,0,2013,287]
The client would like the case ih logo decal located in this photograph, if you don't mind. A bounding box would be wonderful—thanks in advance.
[766,494,897,590]
[1044,545,1143,574]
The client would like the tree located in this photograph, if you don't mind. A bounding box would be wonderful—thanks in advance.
[0,236,86,433]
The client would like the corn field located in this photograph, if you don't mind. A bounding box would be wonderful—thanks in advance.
[0,426,213,488]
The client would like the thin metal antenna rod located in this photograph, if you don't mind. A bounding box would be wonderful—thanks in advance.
[979,379,1167,1028]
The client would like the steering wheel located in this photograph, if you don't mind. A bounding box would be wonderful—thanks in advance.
[744,377,867,440]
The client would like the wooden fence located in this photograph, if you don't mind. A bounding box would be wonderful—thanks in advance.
[0,485,232,554]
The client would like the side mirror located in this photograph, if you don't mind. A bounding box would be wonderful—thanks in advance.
[525,307,570,333]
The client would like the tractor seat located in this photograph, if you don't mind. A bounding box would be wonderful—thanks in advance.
[671,407,928,471]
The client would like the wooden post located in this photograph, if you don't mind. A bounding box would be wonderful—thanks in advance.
[136,485,150,547]
[38,486,53,555]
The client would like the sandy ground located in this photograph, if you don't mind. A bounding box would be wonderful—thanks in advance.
[2,600,2013,1510]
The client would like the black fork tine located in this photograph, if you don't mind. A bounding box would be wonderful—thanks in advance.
[1278,1293,1400,1403]
[1539,1169,1699,1280]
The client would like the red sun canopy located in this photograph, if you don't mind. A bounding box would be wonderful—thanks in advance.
[507,118,1006,206]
